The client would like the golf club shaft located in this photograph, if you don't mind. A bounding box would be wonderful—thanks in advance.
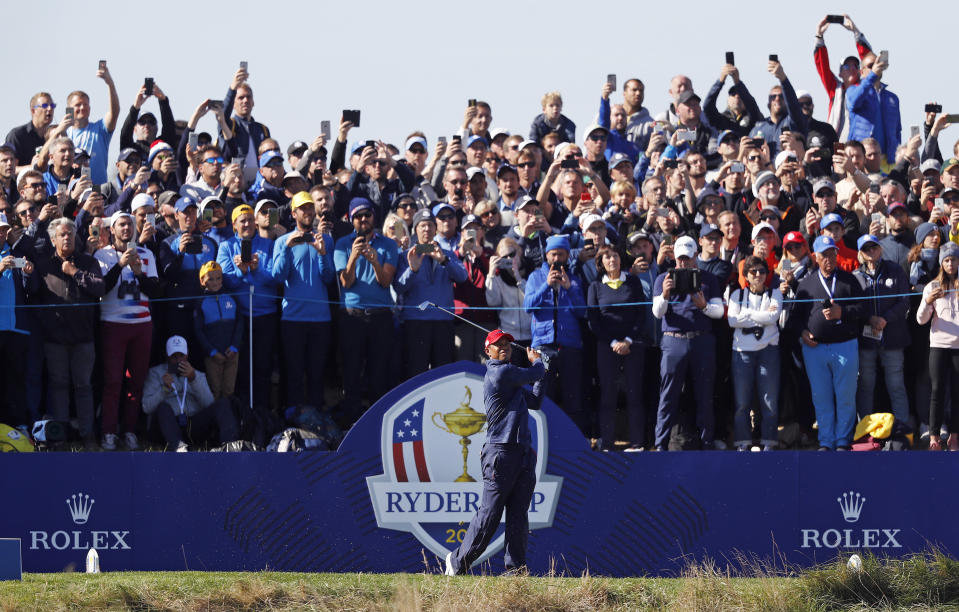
[426,302,526,350]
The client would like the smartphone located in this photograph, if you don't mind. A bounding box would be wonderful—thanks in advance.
[146,213,156,227]
[451,134,461,144]
[826,14,844,24]
[911,125,920,138]
[65,107,74,122]
[464,229,478,242]
[144,78,154,96]
[750,137,766,148]
[833,142,844,154]
[12,257,26,269]
[947,115,959,123]
[98,60,106,70]
[268,209,279,227]
[769,54,778,62]
[561,158,578,169]
[414,243,436,254]
[392,220,405,237]
[780,258,793,272]
[926,103,943,114]
[207,100,223,111]
[231,157,244,168]
[438,136,447,145]
[730,161,745,173]
[184,234,202,254]
[725,51,735,65]
[321,120,331,140]
[584,238,595,249]
[127,238,137,251]
[935,197,945,213]
[365,140,376,150]
[930,280,942,292]
[241,238,252,263]
[468,99,477,107]
[653,122,666,134]
[239,61,248,71]
[342,109,361,127]
[663,234,674,246]
[878,50,888,64]
[869,183,881,195]
[188,132,198,149]
[89,221,100,239]
[606,74,617,90]
[871,212,884,225]
[202,207,214,222]
[80,166,91,180]
[56,183,66,195]
[663,159,678,170]
[677,129,696,142]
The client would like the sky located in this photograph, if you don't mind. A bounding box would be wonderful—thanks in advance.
[3,1,957,163]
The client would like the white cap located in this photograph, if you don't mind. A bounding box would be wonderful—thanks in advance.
[553,142,571,160]
[579,213,604,231]
[674,235,698,259]
[796,89,812,100]
[518,139,537,151]
[109,211,133,228]
[466,166,485,181]
[131,193,155,212]
[490,127,510,140]
[774,150,798,170]
[404,136,427,151]
[198,195,222,213]
[166,335,188,356]
[0,212,9,228]
[751,221,777,241]
[254,198,278,215]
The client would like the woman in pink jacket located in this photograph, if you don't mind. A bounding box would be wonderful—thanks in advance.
[917,242,959,451]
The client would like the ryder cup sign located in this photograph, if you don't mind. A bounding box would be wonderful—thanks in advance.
[366,367,562,563]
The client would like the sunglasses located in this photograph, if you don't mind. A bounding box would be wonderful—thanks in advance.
[17,207,37,216]
[396,201,416,209]
[517,162,537,169]
[449,160,467,167]
[588,133,607,141]
[352,210,373,219]
[747,268,768,276]
[33,103,56,110]
[27,182,45,190]
[436,214,456,221]
[480,210,498,218]
[203,157,224,165]
[746,155,762,162]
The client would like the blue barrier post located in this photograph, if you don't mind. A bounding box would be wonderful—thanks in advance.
[0,538,22,580]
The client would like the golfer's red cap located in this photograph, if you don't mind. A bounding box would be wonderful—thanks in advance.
[485,329,514,348]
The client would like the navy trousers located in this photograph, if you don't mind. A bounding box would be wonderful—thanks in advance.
[451,443,536,573]
[654,333,716,450]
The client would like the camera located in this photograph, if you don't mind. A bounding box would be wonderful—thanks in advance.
[667,268,700,297]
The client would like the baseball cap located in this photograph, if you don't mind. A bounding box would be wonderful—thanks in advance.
[254,199,278,215]
[751,222,777,241]
[774,150,798,169]
[291,191,315,210]
[432,202,456,217]
[796,89,813,101]
[920,159,942,175]
[118,147,141,163]
[74,147,90,161]
[287,140,309,156]
[886,201,908,216]
[545,234,571,253]
[943,158,959,174]
[515,195,539,211]
[485,329,514,348]
[518,139,538,151]
[231,204,254,223]
[166,335,188,356]
[783,231,805,247]
[696,186,723,210]
[608,152,631,169]
[496,163,517,178]
[812,177,836,195]
[941,242,959,264]
[677,90,701,106]
[349,197,374,219]
[821,213,843,229]
[673,235,698,258]
[108,211,133,228]
[131,193,154,212]
[760,205,782,221]
[700,223,722,237]
[405,136,427,151]
[717,130,737,145]
[943,187,959,198]
[198,196,223,215]
[462,214,481,228]
[411,209,434,228]
[157,190,178,207]
[627,231,652,245]
[175,196,197,213]
[282,171,306,185]
[490,128,510,141]
[466,167,485,181]
[466,135,488,149]
[258,150,283,168]
[137,112,157,125]
[813,235,838,253]
[579,213,604,231]
[198,261,221,281]
[857,234,881,250]
[584,124,609,140]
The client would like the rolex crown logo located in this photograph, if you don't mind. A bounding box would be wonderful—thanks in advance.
[66,492,95,525]
[837,490,865,523]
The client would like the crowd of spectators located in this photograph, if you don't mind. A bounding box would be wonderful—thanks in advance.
[1,14,957,452]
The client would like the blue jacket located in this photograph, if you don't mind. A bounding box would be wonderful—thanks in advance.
[271,232,335,322]
[205,225,234,247]
[845,72,881,145]
[876,84,901,162]
[193,289,241,356]
[216,234,278,318]
[393,246,467,321]
[598,98,640,162]
[158,232,219,299]
[529,113,576,144]
[484,358,546,446]
[524,261,586,348]
[852,259,909,350]
[0,242,29,334]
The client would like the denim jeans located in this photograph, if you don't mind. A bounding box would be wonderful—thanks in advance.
[731,344,781,447]
[802,339,859,449]
[655,334,716,450]
[856,348,909,424]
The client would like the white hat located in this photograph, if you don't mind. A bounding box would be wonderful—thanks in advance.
[466,166,485,181]
[579,213,604,231]
[254,198,278,215]
[109,211,133,228]
[404,136,427,151]
[774,150,798,170]
[198,195,222,213]
[674,235,698,259]
[518,139,537,151]
[751,221,777,241]
[490,128,510,140]
[166,335,188,356]
[131,193,155,212]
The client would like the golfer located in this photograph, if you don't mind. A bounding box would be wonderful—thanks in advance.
[445,329,546,575]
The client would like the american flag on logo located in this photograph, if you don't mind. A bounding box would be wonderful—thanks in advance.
[392,399,431,482]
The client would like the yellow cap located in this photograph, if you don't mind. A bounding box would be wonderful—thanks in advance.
[199,261,222,279]
[231,205,254,224]
[291,191,314,210]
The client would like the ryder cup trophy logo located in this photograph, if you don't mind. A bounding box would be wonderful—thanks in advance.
[367,367,562,564]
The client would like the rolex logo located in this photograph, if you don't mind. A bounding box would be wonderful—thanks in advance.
[837,491,865,523]
[66,493,94,525]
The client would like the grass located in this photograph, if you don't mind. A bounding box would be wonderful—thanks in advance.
[3,551,959,611]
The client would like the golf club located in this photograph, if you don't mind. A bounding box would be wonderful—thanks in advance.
[417,301,540,356]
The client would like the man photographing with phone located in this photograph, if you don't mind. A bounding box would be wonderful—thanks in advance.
[445,329,545,576]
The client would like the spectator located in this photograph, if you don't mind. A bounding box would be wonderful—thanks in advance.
[42,137,77,196]
[25,218,104,448]
[453,214,494,362]
[813,14,873,139]
[796,236,865,450]
[879,201,913,272]
[457,101,493,142]
[118,80,175,161]
[651,236,724,450]
[587,245,649,451]
[473,199,506,247]
[200,197,232,245]
[853,234,910,424]
[907,222,940,439]
[382,211,411,252]
[0,212,32,427]
[193,261,241,400]
[94,211,161,450]
[796,90,838,152]
[597,81,640,162]
[62,64,119,184]
[582,125,611,186]
[5,92,55,173]
[182,145,225,202]
[271,192,335,414]
[703,63,763,139]
[530,91,575,145]
[333,197,399,424]
[222,67,270,184]
[142,335,240,452]
[727,255,783,451]
[524,235,587,433]
[486,237,532,361]
[749,59,807,158]
[394,208,467,376]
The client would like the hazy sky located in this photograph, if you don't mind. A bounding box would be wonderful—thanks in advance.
[4,1,957,163]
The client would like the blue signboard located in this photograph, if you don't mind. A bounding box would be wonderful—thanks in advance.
[0,362,954,575]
